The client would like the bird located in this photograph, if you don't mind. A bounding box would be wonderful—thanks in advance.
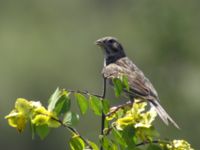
[95,36,179,128]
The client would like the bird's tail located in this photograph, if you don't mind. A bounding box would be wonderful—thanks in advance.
[149,99,180,129]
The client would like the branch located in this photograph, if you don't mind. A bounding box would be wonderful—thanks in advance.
[136,139,170,147]
[67,89,103,98]
[106,101,133,117]
[51,117,92,149]
[100,78,107,150]
[67,78,107,150]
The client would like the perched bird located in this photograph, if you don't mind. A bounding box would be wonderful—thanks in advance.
[96,36,179,128]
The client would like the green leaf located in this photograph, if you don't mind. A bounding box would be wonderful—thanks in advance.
[139,126,160,141]
[75,93,88,115]
[122,125,136,148]
[88,140,99,150]
[48,88,60,111]
[102,136,117,150]
[131,148,142,150]
[89,96,102,116]
[69,135,85,150]
[122,75,130,91]
[147,144,162,150]
[63,112,79,126]
[35,125,50,140]
[113,75,130,97]
[55,94,70,115]
[112,128,127,148]
[101,136,110,149]
[113,78,123,97]
[102,99,110,114]
[48,88,70,115]
[116,108,125,118]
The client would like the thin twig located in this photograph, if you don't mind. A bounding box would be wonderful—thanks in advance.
[106,101,133,117]
[51,117,92,149]
[100,78,106,150]
[67,79,107,150]
[101,78,107,134]
[136,139,169,147]
[67,89,103,98]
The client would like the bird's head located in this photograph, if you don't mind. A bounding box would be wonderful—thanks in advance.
[95,36,126,65]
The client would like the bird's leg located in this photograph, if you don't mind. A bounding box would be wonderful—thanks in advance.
[129,95,135,103]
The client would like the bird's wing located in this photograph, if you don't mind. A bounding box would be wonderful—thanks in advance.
[102,57,179,128]
[102,57,158,100]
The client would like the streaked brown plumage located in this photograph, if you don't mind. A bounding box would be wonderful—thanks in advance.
[96,36,179,128]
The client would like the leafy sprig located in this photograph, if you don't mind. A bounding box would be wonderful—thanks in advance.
[5,75,194,150]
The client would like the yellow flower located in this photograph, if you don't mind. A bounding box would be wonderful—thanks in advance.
[134,108,157,128]
[167,140,194,150]
[115,101,157,130]
[32,106,60,128]
[5,98,61,132]
[5,110,27,132]
[5,98,33,132]
[116,116,134,129]
[30,101,42,108]
[34,106,51,116]
[31,114,49,126]
[15,98,32,115]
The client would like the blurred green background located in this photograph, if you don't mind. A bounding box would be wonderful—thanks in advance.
[0,0,200,149]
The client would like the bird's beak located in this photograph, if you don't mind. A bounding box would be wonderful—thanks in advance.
[95,39,104,47]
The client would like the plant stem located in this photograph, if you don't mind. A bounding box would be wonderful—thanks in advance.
[106,101,133,117]
[100,78,106,150]
[67,78,107,150]
[136,139,170,147]
[51,117,92,149]
[67,89,102,98]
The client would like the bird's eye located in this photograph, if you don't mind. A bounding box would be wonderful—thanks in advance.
[107,39,114,44]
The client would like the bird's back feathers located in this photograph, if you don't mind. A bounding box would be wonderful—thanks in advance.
[102,57,179,128]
